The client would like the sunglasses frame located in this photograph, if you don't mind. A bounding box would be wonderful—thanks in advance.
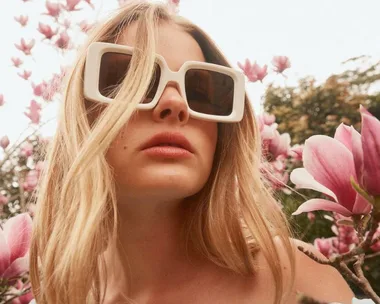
[84,42,245,122]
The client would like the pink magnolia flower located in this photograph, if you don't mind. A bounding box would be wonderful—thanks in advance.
[290,124,372,217]
[31,81,48,97]
[38,23,58,40]
[78,20,93,33]
[289,144,304,162]
[268,131,290,159]
[314,237,334,258]
[359,105,372,116]
[0,213,32,280]
[23,170,39,192]
[15,38,35,56]
[0,94,4,106]
[11,57,23,67]
[331,214,358,254]
[307,212,315,222]
[352,106,380,196]
[55,31,70,49]
[65,0,82,11]
[0,194,9,206]
[258,112,276,126]
[44,1,62,18]
[0,136,10,149]
[42,71,65,100]
[272,56,291,73]
[6,280,34,304]
[238,59,268,82]
[20,142,34,157]
[262,128,291,161]
[18,70,32,80]
[24,100,41,125]
[261,159,289,191]
[14,15,29,27]
[370,224,380,252]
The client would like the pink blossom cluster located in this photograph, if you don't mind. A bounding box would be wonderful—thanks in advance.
[257,112,292,192]
[314,214,380,258]
[314,214,359,258]
[3,0,93,126]
[238,56,291,83]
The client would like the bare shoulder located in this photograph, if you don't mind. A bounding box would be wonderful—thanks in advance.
[290,238,355,304]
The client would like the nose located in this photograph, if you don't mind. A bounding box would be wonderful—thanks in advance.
[152,82,190,125]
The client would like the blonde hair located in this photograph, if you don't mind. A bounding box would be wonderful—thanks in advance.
[29,1,296,303]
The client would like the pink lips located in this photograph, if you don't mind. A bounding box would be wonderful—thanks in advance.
[140,132,194,158]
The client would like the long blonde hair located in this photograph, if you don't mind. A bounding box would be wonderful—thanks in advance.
[29,1,296,303]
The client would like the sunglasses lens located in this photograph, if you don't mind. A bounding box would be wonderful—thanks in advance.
[99,52,161,103]
[99,52,131,98]
[185,69,234,116]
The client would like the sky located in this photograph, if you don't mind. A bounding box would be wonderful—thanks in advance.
[0,0,380,146]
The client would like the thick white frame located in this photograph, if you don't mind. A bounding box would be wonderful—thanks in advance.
[84,42,245,122]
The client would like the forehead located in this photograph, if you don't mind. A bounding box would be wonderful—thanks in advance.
[116,21,206,71]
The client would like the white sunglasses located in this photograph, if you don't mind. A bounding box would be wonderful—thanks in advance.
[83,42,245,122]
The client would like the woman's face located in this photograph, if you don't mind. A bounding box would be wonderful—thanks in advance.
[104,22,218,202]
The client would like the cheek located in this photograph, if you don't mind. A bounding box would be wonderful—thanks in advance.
[200,122,218,165]
[104,122,137,173]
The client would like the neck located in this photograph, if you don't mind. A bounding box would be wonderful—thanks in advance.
[100,195,207,300]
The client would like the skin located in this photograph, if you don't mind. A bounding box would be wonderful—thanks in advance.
[97,22,355,304]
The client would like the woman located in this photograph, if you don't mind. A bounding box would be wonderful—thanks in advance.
[29,1,354,303]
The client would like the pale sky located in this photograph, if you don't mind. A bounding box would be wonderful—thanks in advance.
[0,0,380,146]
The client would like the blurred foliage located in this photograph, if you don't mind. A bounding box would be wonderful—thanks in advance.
[0,134,46,223]
[263,56,380,145]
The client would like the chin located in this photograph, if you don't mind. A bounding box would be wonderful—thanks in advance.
[126,172,207,199]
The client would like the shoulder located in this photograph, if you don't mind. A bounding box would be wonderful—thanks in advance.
[243,237,354,304]
[290,238,354,304]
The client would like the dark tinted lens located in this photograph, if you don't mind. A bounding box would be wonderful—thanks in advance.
[99,52,161,103]
[184,69,234,116]
[99,52,132,98]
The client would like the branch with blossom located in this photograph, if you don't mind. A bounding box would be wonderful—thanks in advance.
[290,106,380,303]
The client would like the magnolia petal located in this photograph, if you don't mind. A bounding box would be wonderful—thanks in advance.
[290,168,337,201]
[359,105,373,117]
[0,229,11,276]
[334,123,352,152]
[361,113,380,196]
[3,213,33,264]
[352,193,372,215]
[292,198,353,217]
[351,126,364,185]
[2,255,29,279]
[303,135,357,212]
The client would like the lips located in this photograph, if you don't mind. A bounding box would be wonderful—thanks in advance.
[140,132,194,153]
